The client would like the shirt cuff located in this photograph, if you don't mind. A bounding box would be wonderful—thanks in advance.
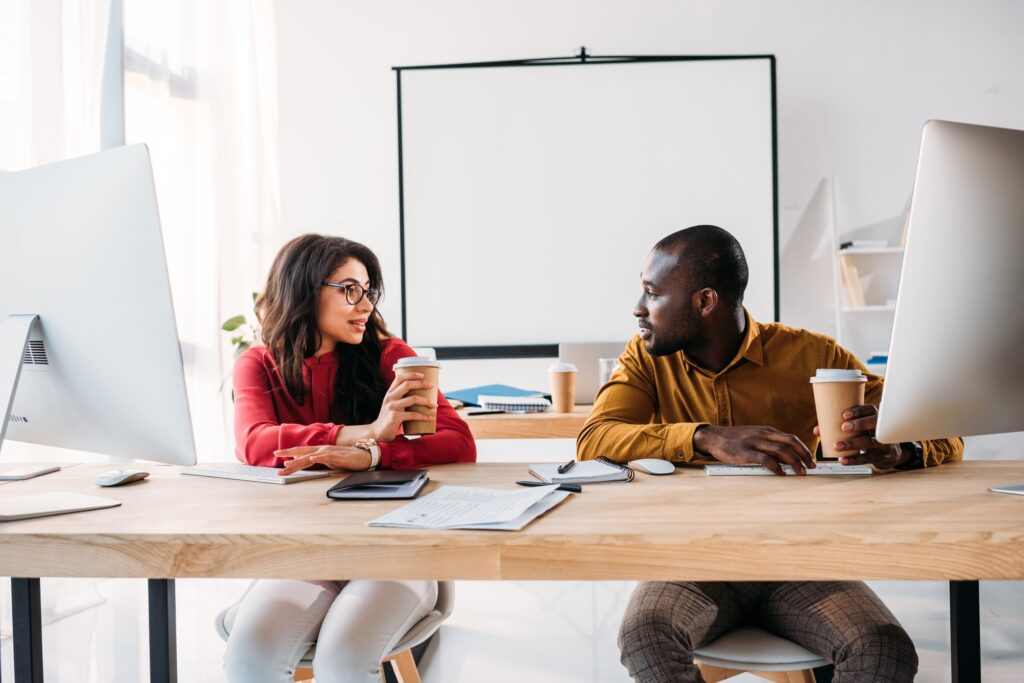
[378,439,409,470]
[665,422,708,462]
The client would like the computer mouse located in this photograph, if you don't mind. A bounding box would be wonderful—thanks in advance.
[631,458,676,475]
[94,468,150,487]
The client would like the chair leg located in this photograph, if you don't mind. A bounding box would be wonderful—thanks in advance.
[698,661,745,682]
[382,649,420,683]
[293,665,314,682]
[788,670,816,683]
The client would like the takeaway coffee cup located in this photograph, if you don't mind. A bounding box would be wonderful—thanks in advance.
[393,356,441,435]
[810,369,868,458]
[548,362,578,413]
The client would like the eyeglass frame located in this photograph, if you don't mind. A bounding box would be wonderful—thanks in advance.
[320,280,382,306]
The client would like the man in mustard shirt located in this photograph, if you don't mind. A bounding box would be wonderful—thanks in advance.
[578,225,963,683]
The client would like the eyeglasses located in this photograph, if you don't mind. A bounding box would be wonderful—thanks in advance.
[321,281,381,306]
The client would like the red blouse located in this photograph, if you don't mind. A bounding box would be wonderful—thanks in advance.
[233,338,476,469]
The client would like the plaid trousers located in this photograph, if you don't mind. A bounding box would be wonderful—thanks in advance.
[618,581,918,683]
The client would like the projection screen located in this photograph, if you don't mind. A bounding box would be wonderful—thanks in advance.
[396,55,777,357]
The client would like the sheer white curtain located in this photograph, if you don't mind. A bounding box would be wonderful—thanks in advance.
[0,0,109,170]
[0,0,116,473]
[1,3,281,680]
[1,0,279,460]
[123,0,282,460]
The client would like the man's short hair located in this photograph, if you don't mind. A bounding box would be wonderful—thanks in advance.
[653,225,749,307]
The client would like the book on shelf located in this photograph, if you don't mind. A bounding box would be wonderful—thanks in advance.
[839,239,890,250]
[839,256,866,307]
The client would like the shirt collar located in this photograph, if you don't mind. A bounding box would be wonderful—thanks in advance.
[679,308,764,374]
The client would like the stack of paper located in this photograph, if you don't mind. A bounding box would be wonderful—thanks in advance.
[367,485,570,531]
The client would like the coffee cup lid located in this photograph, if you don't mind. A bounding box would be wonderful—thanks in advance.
[548,362,578,373]
[393,356,441,370]
[809,368,866,383]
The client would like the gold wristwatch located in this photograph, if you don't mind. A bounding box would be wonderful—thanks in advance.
[353,438,380,470]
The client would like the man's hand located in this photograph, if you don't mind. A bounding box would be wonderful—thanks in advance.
[275,445,371,475]
[812,404,908,471]
[694,425,816,476]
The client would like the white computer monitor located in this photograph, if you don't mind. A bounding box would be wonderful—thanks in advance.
[876,120,1024,444]
[0,144,197,467]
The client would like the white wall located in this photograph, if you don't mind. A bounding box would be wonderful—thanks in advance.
[273,0,1024,456]
[275,0,1024,331]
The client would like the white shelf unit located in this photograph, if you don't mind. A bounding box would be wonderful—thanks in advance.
[832,245,905,372]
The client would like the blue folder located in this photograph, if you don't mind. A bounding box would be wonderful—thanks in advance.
[444,384,547,407]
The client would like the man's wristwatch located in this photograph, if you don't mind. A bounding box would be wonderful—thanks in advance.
[895,441,924,470]
[353,438,381,470]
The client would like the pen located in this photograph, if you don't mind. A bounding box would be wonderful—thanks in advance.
[557,459,577,474]
[516,480,582,493]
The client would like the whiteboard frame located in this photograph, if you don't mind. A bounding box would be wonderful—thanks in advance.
[394,51,779,359]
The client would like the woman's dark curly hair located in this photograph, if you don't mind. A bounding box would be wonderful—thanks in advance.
[255,234,391,425]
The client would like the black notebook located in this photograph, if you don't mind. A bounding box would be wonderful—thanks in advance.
[326,469,429,500]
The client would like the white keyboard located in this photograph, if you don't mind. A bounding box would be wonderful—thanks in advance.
[181,463,330,485]
[704,463,873,476]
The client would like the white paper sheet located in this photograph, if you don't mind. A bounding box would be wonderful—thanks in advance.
[367,485,570,531]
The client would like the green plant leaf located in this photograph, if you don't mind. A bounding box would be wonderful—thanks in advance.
[234,340,252,357]
[222,315,246,331]
[251,291,259,302]
[231,335,246,345]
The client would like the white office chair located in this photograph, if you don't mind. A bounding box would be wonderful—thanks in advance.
[215,580,454,683]
[694,626,829,683]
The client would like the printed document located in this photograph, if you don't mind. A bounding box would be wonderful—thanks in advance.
[368,485,570,531]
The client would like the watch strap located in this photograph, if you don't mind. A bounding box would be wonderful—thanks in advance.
[895,441,924,470]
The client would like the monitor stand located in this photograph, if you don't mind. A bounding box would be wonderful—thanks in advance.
[0,313,60,479]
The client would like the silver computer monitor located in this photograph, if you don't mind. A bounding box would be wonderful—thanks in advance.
[876,120,1024,445]
[0,144,197,466]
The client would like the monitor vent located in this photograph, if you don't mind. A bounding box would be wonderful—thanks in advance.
[7,414,28,423]
[22,341,49,365]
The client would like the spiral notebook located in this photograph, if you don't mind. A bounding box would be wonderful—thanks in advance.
[477,395,551,413]
[528,456,635,484]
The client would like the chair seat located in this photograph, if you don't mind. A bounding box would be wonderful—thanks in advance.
[694,626,830,672]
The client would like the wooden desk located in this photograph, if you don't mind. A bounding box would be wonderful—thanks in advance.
[459,405,591,439]
[2,461,1022,682]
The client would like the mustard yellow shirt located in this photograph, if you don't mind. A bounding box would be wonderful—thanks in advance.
[578,311,963,467]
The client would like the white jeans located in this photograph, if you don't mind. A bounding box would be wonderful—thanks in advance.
[223,579,437,683]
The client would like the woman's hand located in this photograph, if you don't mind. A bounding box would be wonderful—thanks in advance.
[367,372,437,442]
[276,445,371,475]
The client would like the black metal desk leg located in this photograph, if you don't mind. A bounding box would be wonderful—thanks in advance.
[148,579,177,683]
[950,580,981,683]
[12,578,43,683]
